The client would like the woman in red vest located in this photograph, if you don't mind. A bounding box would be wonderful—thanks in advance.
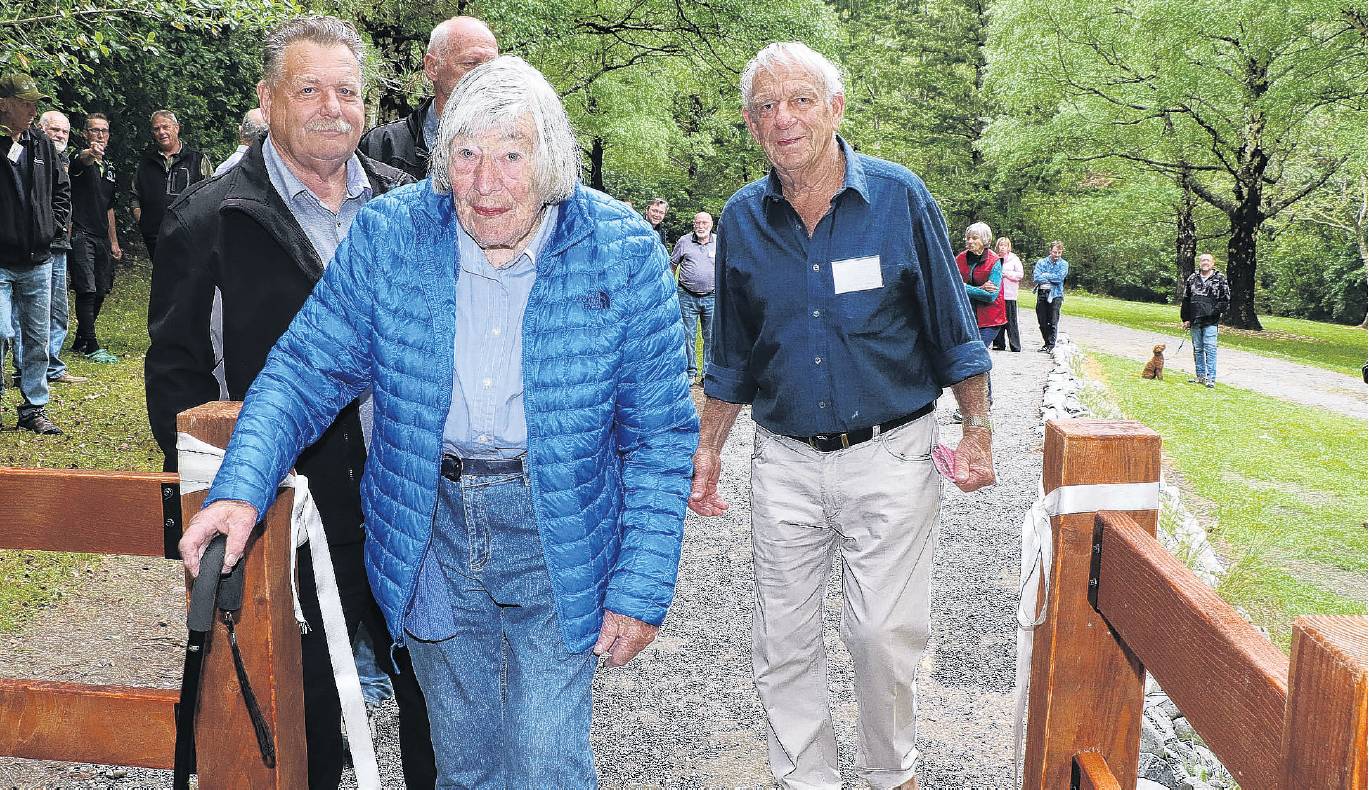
[955,221,1005,414]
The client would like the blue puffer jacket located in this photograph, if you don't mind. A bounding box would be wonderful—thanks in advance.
[206,181,699,652]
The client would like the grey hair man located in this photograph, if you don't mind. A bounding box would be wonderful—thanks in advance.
[359,16,499,178]
[11,110,86,387]
[212,107,268,176]
[177,54,696,788]
[669,210,716,384]
[689,41,994,790]
[132,108,210,261]
[144,15,435,788]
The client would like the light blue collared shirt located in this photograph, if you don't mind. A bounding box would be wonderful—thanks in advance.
[262,136,376,441]
[262,136,372,269]
[441,205,559,460]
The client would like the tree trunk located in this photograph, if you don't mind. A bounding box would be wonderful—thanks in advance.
[589,136,605,192]
[1225,219,1263,329]
[1174,181,1197,301]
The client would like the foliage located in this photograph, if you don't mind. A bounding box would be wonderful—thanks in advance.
[1086,350,1367,648]
[984,0,1367,328]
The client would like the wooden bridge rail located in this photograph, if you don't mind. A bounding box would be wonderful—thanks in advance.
[1025,419,1368,790]
[0,401,305,788]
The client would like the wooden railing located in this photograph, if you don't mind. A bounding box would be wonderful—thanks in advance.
[0,402,304,788]
[1023,419,1368,790]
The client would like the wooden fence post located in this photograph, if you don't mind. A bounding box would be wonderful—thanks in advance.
[1282,615,1368,789]
[1021,419,1161,790]
[178,401,307,789]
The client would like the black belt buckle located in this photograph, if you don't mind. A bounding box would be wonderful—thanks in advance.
[440,455,463,482]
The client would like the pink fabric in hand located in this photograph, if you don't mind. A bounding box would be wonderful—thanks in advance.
[932,443,957,480]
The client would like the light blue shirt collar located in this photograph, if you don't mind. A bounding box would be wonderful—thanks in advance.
[262,135,370,210]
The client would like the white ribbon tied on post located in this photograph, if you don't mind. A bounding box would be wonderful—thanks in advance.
[176,432,381,790]
[1011,481,1161,786]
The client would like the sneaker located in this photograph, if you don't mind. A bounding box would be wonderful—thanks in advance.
[1205,381,1215,389]
[17,407,62,435]
[1187,377,1204,385]
[84,348,119,364]
[49,372,88,384]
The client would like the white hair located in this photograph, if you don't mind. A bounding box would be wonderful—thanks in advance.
[740,42,845,109]
[39,110,69,129]
[428,56,579,204]
[262,16,365,87]
[966,222,994,246]
[150,109,178,125]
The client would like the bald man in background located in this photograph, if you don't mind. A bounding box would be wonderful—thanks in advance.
[358,16,498,178]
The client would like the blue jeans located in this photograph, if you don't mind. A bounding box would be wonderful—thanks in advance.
[678,287,714,381]
[1191,323,1218,382]
[352,621,394,706]
[12,251,68,380]
[1,261,52,408]
[406,471,597,789]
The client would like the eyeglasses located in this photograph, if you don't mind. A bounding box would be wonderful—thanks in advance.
[85,128,110,136]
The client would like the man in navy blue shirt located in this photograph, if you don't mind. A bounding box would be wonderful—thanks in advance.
[688,42,994,790]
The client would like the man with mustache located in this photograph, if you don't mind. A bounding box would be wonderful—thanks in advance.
[131,110,210,263]
[145,16,435,788]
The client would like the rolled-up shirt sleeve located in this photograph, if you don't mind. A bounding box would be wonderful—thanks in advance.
[910,191,992,388]
[702,220,759,403]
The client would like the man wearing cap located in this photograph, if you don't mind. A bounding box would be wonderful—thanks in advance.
[0,73,71,434]
[131,109,211,262]
[359,16,498,178]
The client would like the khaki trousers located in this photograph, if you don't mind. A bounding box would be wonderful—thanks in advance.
[750,414,941,789]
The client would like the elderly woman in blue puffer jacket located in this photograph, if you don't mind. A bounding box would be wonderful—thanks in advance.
[178,56,699,787]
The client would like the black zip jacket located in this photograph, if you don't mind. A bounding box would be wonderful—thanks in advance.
[145,138,412,545]
[132,143,210,236]
[357,97,431,180]
[0,129,71,267]
[1180,270,1231,328]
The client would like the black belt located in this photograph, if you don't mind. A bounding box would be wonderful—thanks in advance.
[441,454,525,482]
[679,285,713,298]
[785,403,934,453]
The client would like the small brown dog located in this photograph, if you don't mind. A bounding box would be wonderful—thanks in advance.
[1141,344,1166,380]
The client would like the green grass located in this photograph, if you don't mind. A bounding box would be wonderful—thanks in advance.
[1085,351,1368,648]
[0,260,160,633]
[1020,290,1367,375]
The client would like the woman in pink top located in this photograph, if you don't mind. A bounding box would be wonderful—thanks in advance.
[992,236,1024,351]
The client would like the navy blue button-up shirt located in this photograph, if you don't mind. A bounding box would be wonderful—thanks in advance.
[703,137,991,437]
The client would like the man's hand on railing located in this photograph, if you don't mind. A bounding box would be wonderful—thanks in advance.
[180,500,260,578]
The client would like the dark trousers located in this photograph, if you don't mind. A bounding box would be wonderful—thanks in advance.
[1036,296,1063,348]
[68,229,114,350]
[991,299,1021,351]
[297,541,436,790]
[142,232,158,265]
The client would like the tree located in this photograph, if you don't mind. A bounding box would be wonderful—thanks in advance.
[986,0,1366,328]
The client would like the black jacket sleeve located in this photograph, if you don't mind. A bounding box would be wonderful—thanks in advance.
[144,205,221,472]
[49,145,71,246]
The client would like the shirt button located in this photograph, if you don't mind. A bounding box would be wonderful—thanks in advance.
[491,327,501,336]
[814,356,822,365]
[478,434,490,443]
[818,401,828,409]
[812,264,820,272]
[482,377,492,388]
[812,310,821,318]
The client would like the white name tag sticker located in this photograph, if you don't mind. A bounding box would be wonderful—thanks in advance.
[6,145,21,164]
[831,255,883,294]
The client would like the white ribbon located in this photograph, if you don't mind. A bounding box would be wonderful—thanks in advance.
[1011,481,1160,786]
[176,432,381,790]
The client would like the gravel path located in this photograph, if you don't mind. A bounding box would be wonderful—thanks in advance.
[0,349,1052,789]
[1060,315,1366,418]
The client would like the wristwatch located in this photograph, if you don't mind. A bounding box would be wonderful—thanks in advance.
[962,415,993,433]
